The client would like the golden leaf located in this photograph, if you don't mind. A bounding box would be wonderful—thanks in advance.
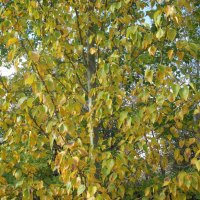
[90,47,97,55]
[6,37,18,47]
[148,46,157,56]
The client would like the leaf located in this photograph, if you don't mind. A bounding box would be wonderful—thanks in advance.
[77,184,86,196]
[156,94,165,106]
[88,186,97,197]
[102,159,115,177]
[118,111,128,127]
[179,86,189,101]
[172,84,180,99]
[174,149,180,161]
[49,133,56,150]
[126,26,138,37]
[29,51,40,62]
[16,179,24,187]
[24,74,35,85]
[154,10,162,27]
[167,28,176,41]
[194,160,200,171]
[90,47,97,55]
[120,111,128,122]
[178,171,186,187]
[177,193,186,200]
[106,159,115,171]
[7,50,16,61]
[14,170,22,180]
[145,69,153,83]
[191,160,199,173]
[18,97,27,107]
[177,51,184,60]
[163,177,171,186]
[187,138,195,146]
[118,185,125,198]
[22,188,32,200]
[6,37,18,47]
[148,46,157,56]
[145,187,151,196]
[167,49,174,60]
[165,5,176,17]
[156,28,165,40]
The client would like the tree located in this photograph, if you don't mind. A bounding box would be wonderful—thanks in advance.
[0,0,199,199]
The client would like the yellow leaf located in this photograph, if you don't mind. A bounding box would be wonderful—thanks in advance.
[174,149,180,161]
[148,46,157,56]
[178,171,186,187]
[167,49,174,60]
[167,28,176,41]
[30,1,38,8]
[0,176,7,185]
[154,10,162,27]
[7,50,15,62]
[195,160,200,171]
[77,184,86,196]
[163,177,170,186]
[24,73,35,85]
[90,47,97,55]
[29,51,40,62]
[14,170,22,180]
[179,140,185,148]
[6,37,18,47]
[179,86,189,101]
[156,28,165,40]
[165,5,176,17]
[145,69,153,83]
[187,138,196,146]
[87,186,97,198]
[145,187,151,196]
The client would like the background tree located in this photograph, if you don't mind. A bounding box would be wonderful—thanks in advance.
[0,0,199,199]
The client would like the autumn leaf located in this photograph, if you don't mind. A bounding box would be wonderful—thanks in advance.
[0,0,199,199]
[179,86,189,101]
[148,46,157,56]
[167,28,177,41]
[6,37,18,47]
[156,28,165,40]
[29,51,40,62]
[145,69,154,83]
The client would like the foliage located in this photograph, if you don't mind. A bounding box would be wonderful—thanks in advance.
[0,0,200,199]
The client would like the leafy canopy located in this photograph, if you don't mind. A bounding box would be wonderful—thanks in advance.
[0,0,200,199]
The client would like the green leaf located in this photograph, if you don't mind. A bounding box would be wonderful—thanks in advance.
[145,69,153,83]
[156,94,165,106]
[77,184,86,196]
[88,186,97,197]
[154,10,162,27]
[126,26,138,38]
[107,159,115,171]
[178,171,187,187]
[167,28,176,41]
[24,74,35,85]
[156,28,165,40]
[179,86,189,101]
[145,187,151,196]
[18,97,27,107]
[49,132,56,150]
[172,84,180,98]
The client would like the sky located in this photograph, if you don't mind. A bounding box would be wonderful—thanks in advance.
[0,66,15,76]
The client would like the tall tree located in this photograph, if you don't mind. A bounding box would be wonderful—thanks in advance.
[0,0,199,199]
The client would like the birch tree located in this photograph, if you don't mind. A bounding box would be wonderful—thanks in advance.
[0,0,199,199]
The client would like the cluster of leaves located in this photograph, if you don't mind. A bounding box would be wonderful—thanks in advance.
[0,0,199,199]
